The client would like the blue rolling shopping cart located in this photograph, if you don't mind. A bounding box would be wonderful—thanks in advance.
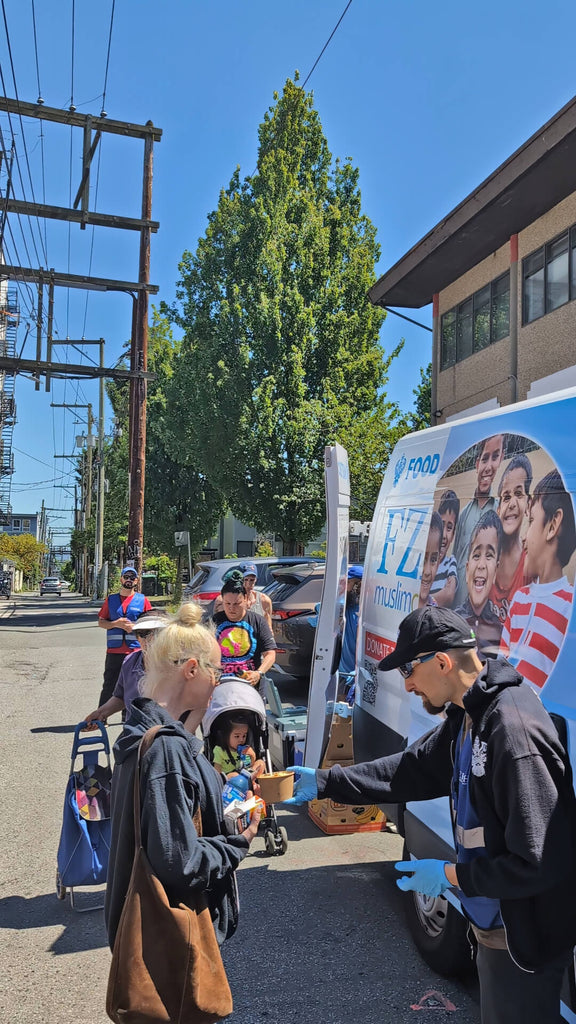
[56,721,112,911]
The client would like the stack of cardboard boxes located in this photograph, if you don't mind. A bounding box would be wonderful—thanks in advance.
[308,707,387,835]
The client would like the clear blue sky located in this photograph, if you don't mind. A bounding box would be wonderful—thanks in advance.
[2,0,576,541]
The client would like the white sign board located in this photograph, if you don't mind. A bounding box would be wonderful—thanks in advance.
[304,444,350,768]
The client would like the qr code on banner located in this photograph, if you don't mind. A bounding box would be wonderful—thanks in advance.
[361,659,378,706]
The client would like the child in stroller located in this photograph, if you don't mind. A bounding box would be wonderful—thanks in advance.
[203,678,289,856]
[212,712,266,784]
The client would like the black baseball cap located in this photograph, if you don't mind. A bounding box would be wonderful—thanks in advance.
[378,607,477,672]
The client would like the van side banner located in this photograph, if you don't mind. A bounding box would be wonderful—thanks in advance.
[357,393,576,732]
[304,444,350,768]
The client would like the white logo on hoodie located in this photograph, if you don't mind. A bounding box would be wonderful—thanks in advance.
[471,736,487,777]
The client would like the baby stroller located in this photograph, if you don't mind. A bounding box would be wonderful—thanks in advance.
[203,677,289,856]
[56,721,112,910]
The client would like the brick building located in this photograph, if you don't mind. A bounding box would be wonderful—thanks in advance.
[369,96,576,423]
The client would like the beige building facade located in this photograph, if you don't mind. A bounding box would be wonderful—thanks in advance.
[368,96,576,425]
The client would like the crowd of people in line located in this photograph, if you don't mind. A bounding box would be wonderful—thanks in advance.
[86,515,576,1024]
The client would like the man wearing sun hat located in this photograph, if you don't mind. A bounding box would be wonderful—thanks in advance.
[284,606,576,1023]
[96,566,153,707]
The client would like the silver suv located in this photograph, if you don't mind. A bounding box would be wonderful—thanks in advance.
[183,557,322,617]
[40,577,63,597]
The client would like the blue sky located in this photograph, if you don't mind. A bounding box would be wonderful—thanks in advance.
[2,0,576,540]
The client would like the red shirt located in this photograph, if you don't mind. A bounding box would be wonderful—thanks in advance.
[99,592,153,654]
[489,548,528,626]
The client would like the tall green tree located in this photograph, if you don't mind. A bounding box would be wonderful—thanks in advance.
[409,362,432,431]
[166,77,404,550]
[102,310,225,559]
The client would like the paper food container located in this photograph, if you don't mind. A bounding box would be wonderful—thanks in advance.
[258,771,294,804]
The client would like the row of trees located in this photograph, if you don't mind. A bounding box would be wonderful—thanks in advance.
[72,77,430,567]
[0,533,46,585]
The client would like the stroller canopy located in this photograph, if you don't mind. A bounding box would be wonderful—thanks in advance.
[203,678,267,736]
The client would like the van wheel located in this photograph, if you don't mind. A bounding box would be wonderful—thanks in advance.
[400,843,474,977]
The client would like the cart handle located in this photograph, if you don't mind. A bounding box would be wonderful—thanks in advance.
[73,721,111,755]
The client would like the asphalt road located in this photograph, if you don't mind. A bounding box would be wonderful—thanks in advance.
[0,594,480,1024]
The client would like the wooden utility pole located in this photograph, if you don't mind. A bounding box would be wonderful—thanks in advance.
[0,96,161,591]
[127,131,154,576]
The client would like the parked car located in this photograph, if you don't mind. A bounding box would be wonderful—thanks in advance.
[265,562,325,678]
[183,556,323,618]
[40,577,63,597]
[58,579,71,591]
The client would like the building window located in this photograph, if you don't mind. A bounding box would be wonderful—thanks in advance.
[23,519,31,532]
[440,272,510,370]
[12,518,21,532]
[523,226,576,324]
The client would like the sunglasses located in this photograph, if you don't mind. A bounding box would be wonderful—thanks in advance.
[135,629,154,639]
[398,652,437,678]
[173,659,223,681]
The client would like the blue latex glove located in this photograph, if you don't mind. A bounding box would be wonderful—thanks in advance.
[281,766,318,805]
[395,859,451,897]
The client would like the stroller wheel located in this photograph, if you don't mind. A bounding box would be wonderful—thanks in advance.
[278,826,288,856]
[56,870,66,900]
[264,830,276,856]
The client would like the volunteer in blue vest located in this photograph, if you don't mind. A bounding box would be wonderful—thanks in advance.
[97,567,152,707]
[284,606,576,1024]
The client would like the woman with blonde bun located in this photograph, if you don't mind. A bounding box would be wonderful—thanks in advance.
[105,601,261,952]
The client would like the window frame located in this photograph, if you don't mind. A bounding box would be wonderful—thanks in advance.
[440,271,510,371]
[522,225,576,325]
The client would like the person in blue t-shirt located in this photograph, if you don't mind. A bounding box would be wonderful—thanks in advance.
[339,564,363,686]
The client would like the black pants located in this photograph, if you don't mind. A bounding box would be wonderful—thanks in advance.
[99,652,126,707]
[476,943,571,1024]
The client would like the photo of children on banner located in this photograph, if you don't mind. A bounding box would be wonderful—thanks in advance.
[418,511,443,608]
[490,454,532,625]
[454,509,502,655]
[499,469,575,690]
[452,434,504,606]
[430,489,460,608]
[423,434,576,692]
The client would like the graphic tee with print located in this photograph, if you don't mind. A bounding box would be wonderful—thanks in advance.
[213,609,276,676]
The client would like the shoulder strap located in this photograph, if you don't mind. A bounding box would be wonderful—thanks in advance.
[132,724,203,846]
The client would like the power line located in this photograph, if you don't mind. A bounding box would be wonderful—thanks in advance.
[30,0,48,257]
[302,0,354,88]
[0,0,49,265]
[101,0,116,116]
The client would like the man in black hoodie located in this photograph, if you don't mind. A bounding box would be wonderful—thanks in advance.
[286,607,576,1024]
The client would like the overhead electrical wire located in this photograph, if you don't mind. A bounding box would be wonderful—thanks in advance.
[30,0,48,257]
[0,0,49,265]
[302,0,354,88]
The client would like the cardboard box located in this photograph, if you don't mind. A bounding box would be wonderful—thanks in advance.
[322,714,353,763]
[308,796,387,835]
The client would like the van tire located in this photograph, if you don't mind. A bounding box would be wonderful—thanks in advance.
[400,842,474,977]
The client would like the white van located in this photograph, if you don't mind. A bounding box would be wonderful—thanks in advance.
[353,387,576,1013]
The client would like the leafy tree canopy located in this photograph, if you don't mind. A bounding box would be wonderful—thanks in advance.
[165,77,405,547]
[409,362,432,431]
[0,533,46,580]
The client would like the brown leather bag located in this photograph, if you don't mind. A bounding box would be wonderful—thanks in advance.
[106,725,233,1024]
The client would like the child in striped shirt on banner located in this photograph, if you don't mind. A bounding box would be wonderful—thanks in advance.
[500,469,576,690]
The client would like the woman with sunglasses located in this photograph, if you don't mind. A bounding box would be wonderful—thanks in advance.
[82,611,169,729]
[105,599,260,953]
